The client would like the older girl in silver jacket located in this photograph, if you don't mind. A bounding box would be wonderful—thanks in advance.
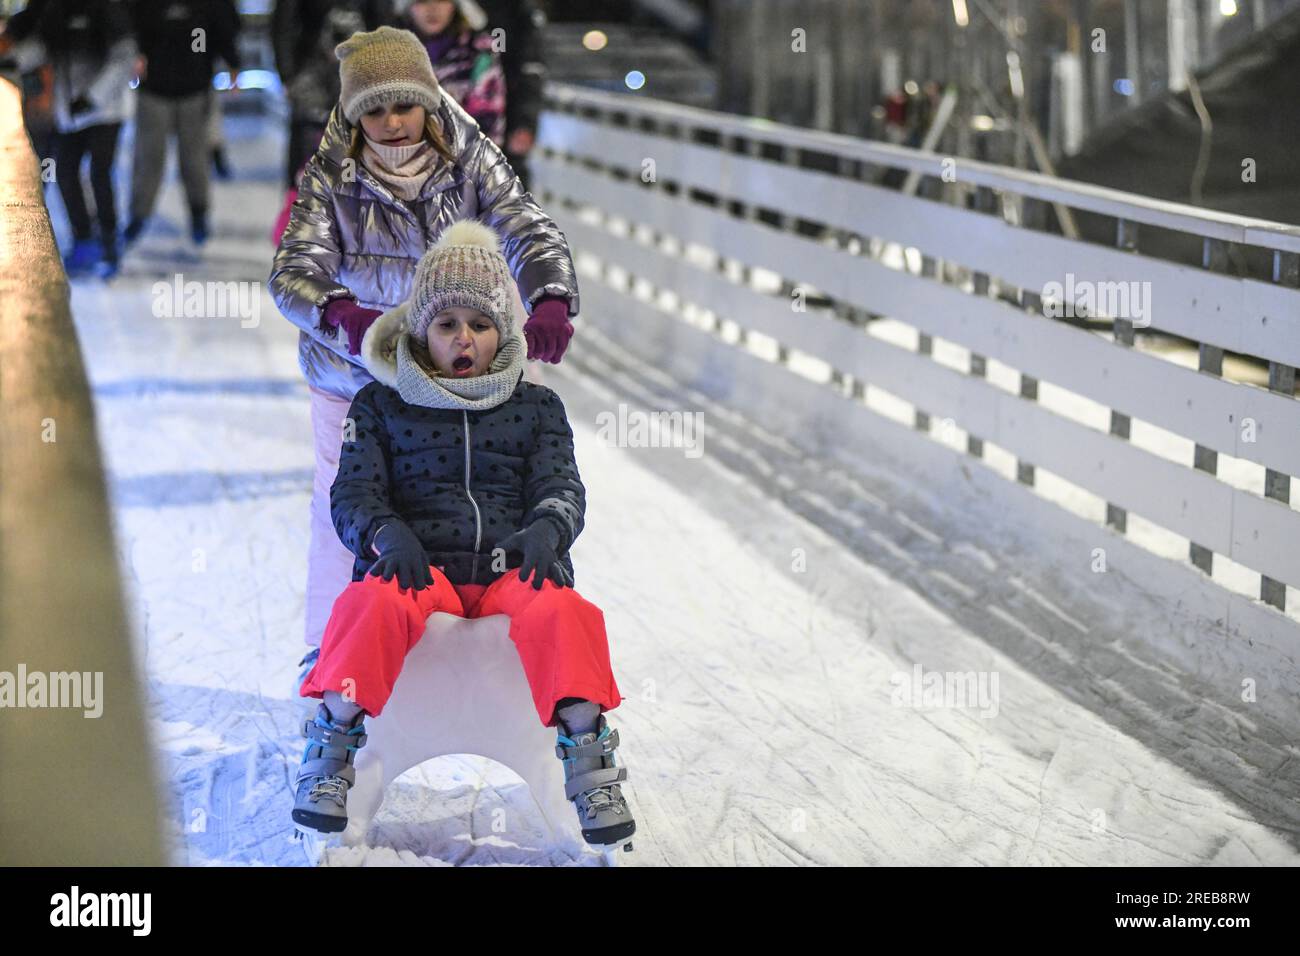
[269,26,578,659]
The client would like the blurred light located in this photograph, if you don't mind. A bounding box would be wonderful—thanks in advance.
[904,80,919,95]
[213,69,278,91]
[233,70,277,90]
[129,76,140,90]
[624,70,646,91]
[1220,0,1238,15]
[582,30,608,51]
[1113,78,1135,95]
[971,114,995,132]
[1007,51,1024,99]
[951,0,969,27]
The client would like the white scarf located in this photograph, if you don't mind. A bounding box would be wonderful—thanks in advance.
[361,136,439,201]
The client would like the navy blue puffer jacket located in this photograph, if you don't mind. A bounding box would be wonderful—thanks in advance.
[330,379,585,587]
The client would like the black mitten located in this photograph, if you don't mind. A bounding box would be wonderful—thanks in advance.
[496,520,572,591]
[368,522,434,591]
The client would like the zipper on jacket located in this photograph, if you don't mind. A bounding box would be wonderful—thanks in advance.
[463,410,484,581]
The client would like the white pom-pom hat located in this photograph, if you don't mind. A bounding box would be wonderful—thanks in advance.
[407,219,515,342]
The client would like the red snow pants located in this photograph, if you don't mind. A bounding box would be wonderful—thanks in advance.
[299,565,623,727]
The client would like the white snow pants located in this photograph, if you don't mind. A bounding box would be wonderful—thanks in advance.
[305,385,358,648]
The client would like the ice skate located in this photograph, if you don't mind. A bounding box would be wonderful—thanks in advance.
[555,713,636,853]
[292,702,367,834]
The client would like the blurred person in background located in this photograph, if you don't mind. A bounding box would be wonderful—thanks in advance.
[270,5,368,243]
[208,0,241,180]
[10,0,137,279]
[474,0,545,191]
[124,0,241,248]
[0,0,57,162]
[272,0,390,189]
[394,0,506,147]
[208,85,232,179]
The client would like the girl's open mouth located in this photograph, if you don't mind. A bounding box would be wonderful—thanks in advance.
[452,355,473,372]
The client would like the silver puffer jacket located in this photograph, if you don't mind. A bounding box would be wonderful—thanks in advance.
[268,96,580,400]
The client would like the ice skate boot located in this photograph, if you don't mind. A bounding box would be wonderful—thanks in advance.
[62,238,102,277]
[555,713,636,851]
[292,702,367,834]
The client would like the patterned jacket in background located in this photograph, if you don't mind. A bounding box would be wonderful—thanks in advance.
[420,28,507,148]
[474,0,546,139]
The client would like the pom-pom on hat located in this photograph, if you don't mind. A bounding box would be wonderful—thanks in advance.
[335,26,443,125]
[407,220,515,342]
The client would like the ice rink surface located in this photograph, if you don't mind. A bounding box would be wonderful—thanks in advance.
[62,112,1300,866]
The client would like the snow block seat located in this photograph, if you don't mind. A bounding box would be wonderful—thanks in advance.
[338,611,587,855]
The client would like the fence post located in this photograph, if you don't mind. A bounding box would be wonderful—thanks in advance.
[1013,196,1048,486]
[1107,217,1140,532]
[915,254,939,432]
[1190,237,1228,575]
[774,141,800,365]
[1260,250,1298,610]
[734,133,766,343]
[967,184,996,459]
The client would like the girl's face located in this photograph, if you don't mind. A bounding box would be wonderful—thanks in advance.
[359,102,427,147]
[409,0,456,36]
[426,307,500,378]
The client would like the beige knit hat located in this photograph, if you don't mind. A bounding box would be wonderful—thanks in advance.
[335,26,443,124]
[408,220,515,342]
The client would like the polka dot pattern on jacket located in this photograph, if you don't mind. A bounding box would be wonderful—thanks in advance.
[331,379,585,586]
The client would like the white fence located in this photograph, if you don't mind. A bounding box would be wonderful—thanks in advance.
[532,84,1300,647]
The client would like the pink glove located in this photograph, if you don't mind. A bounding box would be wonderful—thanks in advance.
[523,296,574,363]
[323,297,383,356]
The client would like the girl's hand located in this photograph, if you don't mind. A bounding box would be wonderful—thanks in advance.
[523,296,573,363]
[324,297,384,356]
[368,522,434,591]
[496,521,572,591]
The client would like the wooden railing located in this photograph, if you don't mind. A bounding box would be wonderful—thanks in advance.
[0,78,164,864]
[534,83,1300,624]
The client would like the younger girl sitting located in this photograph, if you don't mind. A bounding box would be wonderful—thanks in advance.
[293,220,634,850]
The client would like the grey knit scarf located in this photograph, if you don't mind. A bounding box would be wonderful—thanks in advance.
[393,330,527,411]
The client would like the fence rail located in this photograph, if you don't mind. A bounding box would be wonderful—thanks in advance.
[0,78,164,864]
[535,82,1300,615]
